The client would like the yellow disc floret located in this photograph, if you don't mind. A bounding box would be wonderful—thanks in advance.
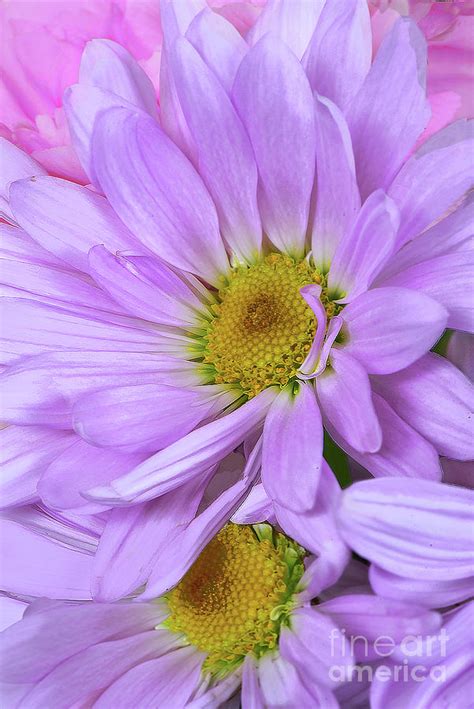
[199,253,339,398]
[165,524,305,678]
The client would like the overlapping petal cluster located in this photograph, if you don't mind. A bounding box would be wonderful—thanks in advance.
[0,0,473,706]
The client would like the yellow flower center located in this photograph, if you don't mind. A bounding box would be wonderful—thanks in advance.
[165,524,305,678]
[200,253,338,398]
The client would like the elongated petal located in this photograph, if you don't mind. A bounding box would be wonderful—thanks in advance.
[0,602,166,683]
[248,0,326,60]
[39,439,143,514]
[187,672,242,709]
[388,119,474,248]
[233,35,315,257]
[347,18,430,199]
[94,647,203,709]
[72,384,220,454]
[326,393,442,481]
[92,476,207,602]
[20,632,171,708]
[328,190,399,302]
[376,195,474,282]
[88,245,204,328]
[311,95,360,270]
[143,446,262,599]
[92,107,229,285]
[242,655,265,709]
[8,505,102,553]
[338,478,474,580]
[317,348,382,453]
[318,594,441,643]
[0,598,26,633]
[0,254,117,314]
[231,482,274,525]
[86,388,277,504]
[0,139,46,221]
[0,351,200,428]
[373,353,474,460]
[258,653,326,707]
[79,39,158,117]
[186,8,248,92]
[304,0,371,111]
[371,603,474,709]
[0,518,93,600]
[447,331,474,381]
[341,287,448,374]
[274,461,350,599]
[380,252,474,333]
[0,223,64,267]
[63,84,146,186]
[370,566,474,609]
[262,382,323,512]
[280,608,353,689]
[168,37,261,262]
[9,176,139,272]
[0,427,75,508]
[1,299,160,366]
[298,284,327,376]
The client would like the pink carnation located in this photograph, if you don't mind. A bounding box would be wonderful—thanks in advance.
[0,0,262,181]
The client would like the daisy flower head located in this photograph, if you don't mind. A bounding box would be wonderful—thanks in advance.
[1,0,473,530]
[0,514,445,708]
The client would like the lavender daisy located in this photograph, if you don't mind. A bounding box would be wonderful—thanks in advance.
[1,1,473,526]
[0,516,443,708]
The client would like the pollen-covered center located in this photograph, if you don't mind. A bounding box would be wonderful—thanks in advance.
[165,524,305,678]
[201,253,336,398]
